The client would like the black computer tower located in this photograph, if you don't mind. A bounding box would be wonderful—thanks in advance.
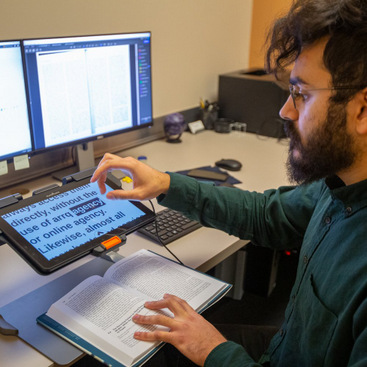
[218,69,289,139]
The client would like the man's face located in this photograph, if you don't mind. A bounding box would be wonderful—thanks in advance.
[283,102,356,184]
[279,39,358,184]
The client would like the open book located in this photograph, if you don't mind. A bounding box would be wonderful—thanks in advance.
[37,249,231,367]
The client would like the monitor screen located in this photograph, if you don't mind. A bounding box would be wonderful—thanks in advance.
[0,175,155,273]
[0,40,32,161]
[23,32,153,152]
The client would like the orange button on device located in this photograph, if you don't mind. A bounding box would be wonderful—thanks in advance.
[101,236,122,250]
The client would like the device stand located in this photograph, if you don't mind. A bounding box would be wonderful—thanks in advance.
[92,234,127,262]
[76,142,96,171]
[52,142,96,181]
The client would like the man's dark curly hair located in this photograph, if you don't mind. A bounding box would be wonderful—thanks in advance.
[265,0,367,102]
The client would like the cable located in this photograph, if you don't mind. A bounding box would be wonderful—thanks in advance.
[148,200,184,265]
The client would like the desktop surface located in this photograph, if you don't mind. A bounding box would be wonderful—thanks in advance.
[0,130,289,366]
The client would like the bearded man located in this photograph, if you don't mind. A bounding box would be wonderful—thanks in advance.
[90,1,367,365]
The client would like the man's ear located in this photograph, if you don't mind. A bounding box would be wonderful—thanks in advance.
[355,88,367,135]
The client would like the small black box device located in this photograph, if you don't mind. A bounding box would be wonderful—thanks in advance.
[218,69,289,138]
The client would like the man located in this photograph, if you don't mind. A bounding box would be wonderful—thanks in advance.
[90,0,367,365]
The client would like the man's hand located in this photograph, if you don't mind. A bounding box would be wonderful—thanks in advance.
[90,153,170,200]
[132,294,227,366]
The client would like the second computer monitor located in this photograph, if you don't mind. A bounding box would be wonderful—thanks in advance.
[23,32,153,153]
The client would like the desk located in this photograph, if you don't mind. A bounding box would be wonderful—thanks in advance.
[0,131,289,366]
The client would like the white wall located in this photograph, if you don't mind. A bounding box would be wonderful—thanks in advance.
[0,0,253,116]
[0,0,253,190]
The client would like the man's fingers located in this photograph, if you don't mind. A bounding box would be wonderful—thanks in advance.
[144,294,193,316]
[91,154,169,201]
[133,295,226,366]
[91,154,135,183]
[133,314,176,343]
[134,329,174,343]
[133,313,175,329]
[163,294,193,313]
[105,187,150,201]
[95,173,108,194]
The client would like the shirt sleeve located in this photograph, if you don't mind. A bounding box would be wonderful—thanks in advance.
[204,341,262,367]
[158,172,324,250]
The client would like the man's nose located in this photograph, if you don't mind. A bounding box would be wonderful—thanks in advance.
[279,95,298,121]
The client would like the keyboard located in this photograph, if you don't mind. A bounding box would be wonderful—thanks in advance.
[138,208,202,245]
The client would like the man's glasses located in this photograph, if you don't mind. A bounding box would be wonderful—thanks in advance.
[288,84,366,109]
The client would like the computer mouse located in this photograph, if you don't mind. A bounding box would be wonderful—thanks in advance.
[215,158,242,171]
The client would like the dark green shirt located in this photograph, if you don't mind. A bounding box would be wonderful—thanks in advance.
[158,173,367,367]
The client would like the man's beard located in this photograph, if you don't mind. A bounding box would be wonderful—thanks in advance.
[284,101,357,184]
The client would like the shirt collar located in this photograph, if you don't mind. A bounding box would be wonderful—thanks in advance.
[325,175,367,204]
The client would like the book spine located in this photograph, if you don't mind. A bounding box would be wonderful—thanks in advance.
[37,314,125,367]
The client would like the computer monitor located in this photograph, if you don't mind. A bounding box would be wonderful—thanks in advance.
[23,32,153,170]
[0,40,32,162]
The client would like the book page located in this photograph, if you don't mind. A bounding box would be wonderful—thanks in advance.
[104,249,229,312]
[47,275,168,366]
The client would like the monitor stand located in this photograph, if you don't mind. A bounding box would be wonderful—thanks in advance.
[52,142,96,182]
